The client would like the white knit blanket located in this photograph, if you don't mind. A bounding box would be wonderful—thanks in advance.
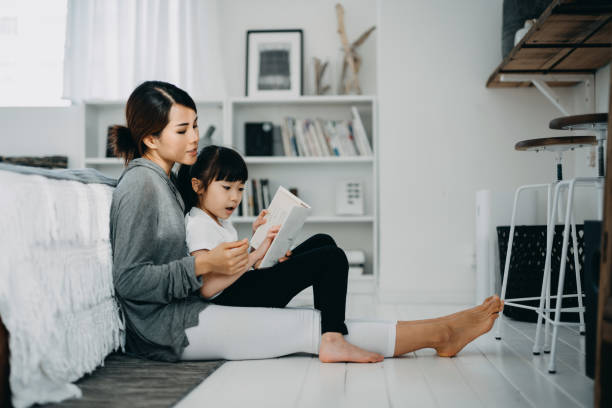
[0,170,125,408]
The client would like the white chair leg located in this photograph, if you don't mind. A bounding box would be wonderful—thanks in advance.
[533,182,562,354]
[570,212,586,334]
[544,184,553,353]
[544,255,552,353]
[548,179,576,374]
[496,186,523,340]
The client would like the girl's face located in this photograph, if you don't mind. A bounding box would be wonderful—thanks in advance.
[195,179,245,221]
[144,104,199,174]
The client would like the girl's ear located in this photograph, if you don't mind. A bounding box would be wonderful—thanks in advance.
[191,177,202,194]
[142,134,159,151]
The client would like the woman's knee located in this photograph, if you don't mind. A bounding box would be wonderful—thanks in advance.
[320,246,348,276]
[311,233,337,247]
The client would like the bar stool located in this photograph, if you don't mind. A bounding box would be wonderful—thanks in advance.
[533,113,608,373]
[496,136,596,345]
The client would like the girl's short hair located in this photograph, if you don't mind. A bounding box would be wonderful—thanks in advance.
[177,145,248,214]
[108,81,197,165]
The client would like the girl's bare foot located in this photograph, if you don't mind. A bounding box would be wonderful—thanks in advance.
[319,332,384,363]
[434,295,503,357]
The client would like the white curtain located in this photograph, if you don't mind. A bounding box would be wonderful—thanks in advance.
[62,0,225,101]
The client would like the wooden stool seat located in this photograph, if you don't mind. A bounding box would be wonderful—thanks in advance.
[549,113,608,131]
[515,136,598,152]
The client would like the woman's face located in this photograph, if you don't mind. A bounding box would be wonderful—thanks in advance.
[145,104,199,173]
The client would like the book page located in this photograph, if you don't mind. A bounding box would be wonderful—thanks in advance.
[258,206,311,268]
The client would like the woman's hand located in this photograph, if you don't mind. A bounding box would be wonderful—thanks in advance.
[195,239,249,276]
[278,250,292,263]
[252,209,268,235]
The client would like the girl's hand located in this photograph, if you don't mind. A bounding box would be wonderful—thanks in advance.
[252,225,281,269]
[278,250,292,263]
[263,224,281,244]
[252,209,268,234]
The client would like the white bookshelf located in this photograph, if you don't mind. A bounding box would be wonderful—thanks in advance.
[80,95,379,293]
[226,96,378,293]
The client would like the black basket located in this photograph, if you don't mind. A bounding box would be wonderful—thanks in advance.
[497,225,584,322]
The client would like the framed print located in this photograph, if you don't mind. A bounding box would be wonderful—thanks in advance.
[246,29,303,97]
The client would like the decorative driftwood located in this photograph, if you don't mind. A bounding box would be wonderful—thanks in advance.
[0,155,68,169]
[314,57,331,95]
[335,3,376,95]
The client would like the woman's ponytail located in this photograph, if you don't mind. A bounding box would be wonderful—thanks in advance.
[108,125,139,165]
[176,163,198,214]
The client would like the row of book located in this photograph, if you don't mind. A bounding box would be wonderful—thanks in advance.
[280,107,373,157]
[237,178,275,217]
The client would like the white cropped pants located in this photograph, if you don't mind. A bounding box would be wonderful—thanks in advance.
[180,305,397,361]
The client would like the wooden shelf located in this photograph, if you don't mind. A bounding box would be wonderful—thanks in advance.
[487,0,612,88]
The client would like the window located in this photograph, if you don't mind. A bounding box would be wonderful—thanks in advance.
[0,0,68,106]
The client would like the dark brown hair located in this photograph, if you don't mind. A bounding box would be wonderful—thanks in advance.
[176,145,248,214]
[109,81,197,165]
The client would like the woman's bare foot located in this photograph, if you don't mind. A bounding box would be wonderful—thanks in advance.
[434,295,504,357]
[398,295,501,327]
[319,332,384,363]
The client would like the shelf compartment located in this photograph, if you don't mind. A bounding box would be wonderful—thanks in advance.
[230,95,375,105]
[244,156,373,164]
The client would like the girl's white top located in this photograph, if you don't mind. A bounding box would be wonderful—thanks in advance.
[185,206,238,299]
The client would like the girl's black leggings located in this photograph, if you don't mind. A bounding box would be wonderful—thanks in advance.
[210,233,349,335]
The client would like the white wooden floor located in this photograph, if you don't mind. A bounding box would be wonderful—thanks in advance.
[175,294,593,408]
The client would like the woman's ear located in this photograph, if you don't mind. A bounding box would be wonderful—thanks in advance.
[191,177,202,194]
[142,135,158,151]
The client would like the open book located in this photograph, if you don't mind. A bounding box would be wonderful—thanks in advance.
[250,186,311,268]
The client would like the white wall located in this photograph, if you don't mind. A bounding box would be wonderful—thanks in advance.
[0,106,84,168]
[218,0,377,97]
[377,0,610,304]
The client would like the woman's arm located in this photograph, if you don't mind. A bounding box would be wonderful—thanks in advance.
[111,175,249,304]
[192,241,265,299]
[192,227,280,299]
[194,239,250,277]
[192,248,248,298]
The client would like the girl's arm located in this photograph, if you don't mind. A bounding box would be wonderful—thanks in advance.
[252,209,268,235]
[250,225,280,269]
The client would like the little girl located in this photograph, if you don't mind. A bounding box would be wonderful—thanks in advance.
[179,145,280,300]
[176,145,353,339]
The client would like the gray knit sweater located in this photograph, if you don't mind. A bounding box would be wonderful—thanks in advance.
[110,158,208,362]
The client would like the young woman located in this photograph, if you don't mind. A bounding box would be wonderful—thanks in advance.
[109,80,503,364]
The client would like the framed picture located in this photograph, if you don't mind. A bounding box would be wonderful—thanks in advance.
[246,29,303,97]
